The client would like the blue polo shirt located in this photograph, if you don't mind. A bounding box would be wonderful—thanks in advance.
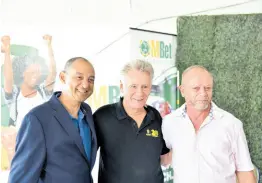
[70,109,91,162]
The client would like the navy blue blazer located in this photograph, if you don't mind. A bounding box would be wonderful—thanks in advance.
[8,91,97,183]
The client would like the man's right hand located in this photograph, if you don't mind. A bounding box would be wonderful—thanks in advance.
[1,35,11,53]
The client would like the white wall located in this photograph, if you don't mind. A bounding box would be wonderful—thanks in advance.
[0,0,130,66]
[130,0,262,34]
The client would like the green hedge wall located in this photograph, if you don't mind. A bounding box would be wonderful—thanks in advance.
[176,14,262,182]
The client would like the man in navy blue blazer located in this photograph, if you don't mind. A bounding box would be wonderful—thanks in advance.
[8,57,97,183]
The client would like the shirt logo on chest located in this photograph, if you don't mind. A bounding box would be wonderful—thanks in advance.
[146,129,159,137]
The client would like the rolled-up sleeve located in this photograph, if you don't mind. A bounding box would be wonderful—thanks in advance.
[2,87,15,104]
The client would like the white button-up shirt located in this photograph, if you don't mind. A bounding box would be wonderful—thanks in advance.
[162,102,254,183]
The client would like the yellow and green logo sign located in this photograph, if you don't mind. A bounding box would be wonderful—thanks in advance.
[139,40,172,59]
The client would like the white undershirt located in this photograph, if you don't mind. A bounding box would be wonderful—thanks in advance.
[16,91,44,130]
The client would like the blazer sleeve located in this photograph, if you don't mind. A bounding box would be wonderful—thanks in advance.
[8,113,46,183]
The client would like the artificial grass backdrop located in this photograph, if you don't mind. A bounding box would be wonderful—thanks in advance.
[176,14,262,182]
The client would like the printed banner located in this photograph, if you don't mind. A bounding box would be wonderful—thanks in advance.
[1,29,179,183]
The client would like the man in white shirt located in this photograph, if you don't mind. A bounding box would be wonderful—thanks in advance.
[162,65,256,183]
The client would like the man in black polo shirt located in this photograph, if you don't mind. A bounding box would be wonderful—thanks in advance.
[93,59,170,183]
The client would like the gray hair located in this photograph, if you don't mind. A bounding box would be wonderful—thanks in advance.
[120,59,154,79]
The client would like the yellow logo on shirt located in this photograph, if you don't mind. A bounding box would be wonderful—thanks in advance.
[146,129,159,137]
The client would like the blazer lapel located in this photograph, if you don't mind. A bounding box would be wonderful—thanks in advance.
[49,92,89,163]
[81,104,97,167]
[85,114,96,140]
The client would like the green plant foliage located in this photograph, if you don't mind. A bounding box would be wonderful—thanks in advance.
[177,14,262,182]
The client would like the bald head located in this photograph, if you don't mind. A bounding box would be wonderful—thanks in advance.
[179,65,213,111]
[64,57,94,72]
[181,65,213,86]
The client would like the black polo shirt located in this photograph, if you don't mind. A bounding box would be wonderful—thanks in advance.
[93,98,169,183]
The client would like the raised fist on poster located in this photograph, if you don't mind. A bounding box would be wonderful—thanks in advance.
[43,34,52,46]
[1,35,11,53]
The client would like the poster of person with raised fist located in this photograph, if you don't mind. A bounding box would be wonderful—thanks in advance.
[1,35,57,175]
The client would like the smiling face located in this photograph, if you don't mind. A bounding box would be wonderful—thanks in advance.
[180,67,213,111]
[59,58,95,103]
[120,69,152,109]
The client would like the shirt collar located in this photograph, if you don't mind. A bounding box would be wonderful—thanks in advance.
[54,91,87,120]
[116,97,155,121]
[78,109,85,120]
[69,107,86,121]
[178,101,223,120]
